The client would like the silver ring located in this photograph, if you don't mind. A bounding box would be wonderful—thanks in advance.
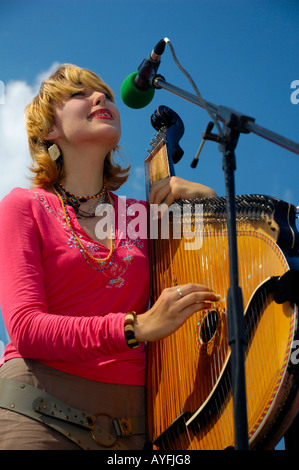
[177,287,183,298]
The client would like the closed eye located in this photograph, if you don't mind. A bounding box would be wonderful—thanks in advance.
[70,90,85,98]
[104,92,112,101]
[69,88,113,101]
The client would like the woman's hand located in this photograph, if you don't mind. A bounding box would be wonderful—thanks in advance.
[148,176,217,208]
[134,284,221,343]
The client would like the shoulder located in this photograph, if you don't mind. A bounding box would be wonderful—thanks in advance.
[1,187,31,200]
[0,187,33,211]
[0,188,40,239]
[0,187,55,218]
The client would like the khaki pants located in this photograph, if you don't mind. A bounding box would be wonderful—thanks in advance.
[0,358,146,450]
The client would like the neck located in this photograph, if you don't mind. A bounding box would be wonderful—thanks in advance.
[59,145,107,197]
[60,171,104,197]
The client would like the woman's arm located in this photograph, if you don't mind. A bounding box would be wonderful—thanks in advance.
[0,190,128,362]
[148,176,217,207]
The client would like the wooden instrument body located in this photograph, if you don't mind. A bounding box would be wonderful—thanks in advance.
[145,133,299,450]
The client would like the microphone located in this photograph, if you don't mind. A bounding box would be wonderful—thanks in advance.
[120,39,166,109]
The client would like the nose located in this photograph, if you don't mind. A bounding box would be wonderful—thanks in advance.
[92,90,107,106]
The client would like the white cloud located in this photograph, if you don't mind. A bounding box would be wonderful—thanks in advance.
[0,63,147,203]
[0,63,59,200]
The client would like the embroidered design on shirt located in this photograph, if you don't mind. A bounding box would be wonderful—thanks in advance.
[32,191,146,289]
[102,199,145,288]
[32,191,103,254]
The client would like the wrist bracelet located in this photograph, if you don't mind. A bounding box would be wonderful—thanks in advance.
[124,311,140,349]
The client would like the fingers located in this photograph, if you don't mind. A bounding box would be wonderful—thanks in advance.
[148,178,168,206]
[170,284,221,331]
[149,177,218,206]
[148,177,197,220]
[174,284,221,303]
[148,177,180,207]
[135,283,221,343]
[162,284,221,336]
[163,284,221,319]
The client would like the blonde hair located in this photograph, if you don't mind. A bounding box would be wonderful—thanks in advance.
[26,64,130,190]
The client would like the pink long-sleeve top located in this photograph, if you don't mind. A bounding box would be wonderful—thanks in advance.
[0,187,150,385]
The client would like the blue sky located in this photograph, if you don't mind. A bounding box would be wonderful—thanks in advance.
[0,0,298,206]
[0,0,298,449]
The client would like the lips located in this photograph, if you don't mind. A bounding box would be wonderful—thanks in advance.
[88,108,114,120]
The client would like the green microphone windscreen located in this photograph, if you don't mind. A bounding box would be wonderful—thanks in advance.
[120,72,155,109]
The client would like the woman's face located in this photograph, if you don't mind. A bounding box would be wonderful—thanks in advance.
[48,86,121,153]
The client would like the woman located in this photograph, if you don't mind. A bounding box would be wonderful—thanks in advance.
[0,64,220,450]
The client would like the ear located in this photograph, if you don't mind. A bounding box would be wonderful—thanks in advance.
[44,125,60,142]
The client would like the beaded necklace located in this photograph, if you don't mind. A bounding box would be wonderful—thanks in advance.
[54,183,107,219]
[53,185,115,271]
[57,182,107,202]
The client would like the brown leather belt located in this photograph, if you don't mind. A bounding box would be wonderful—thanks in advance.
[0,378,146,450]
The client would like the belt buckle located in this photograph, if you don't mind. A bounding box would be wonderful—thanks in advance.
[90,412,120,448]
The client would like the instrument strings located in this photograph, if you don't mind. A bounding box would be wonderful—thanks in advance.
[146,143,292,450]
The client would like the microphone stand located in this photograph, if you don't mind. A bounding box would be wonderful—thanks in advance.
[152,75,299,451]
